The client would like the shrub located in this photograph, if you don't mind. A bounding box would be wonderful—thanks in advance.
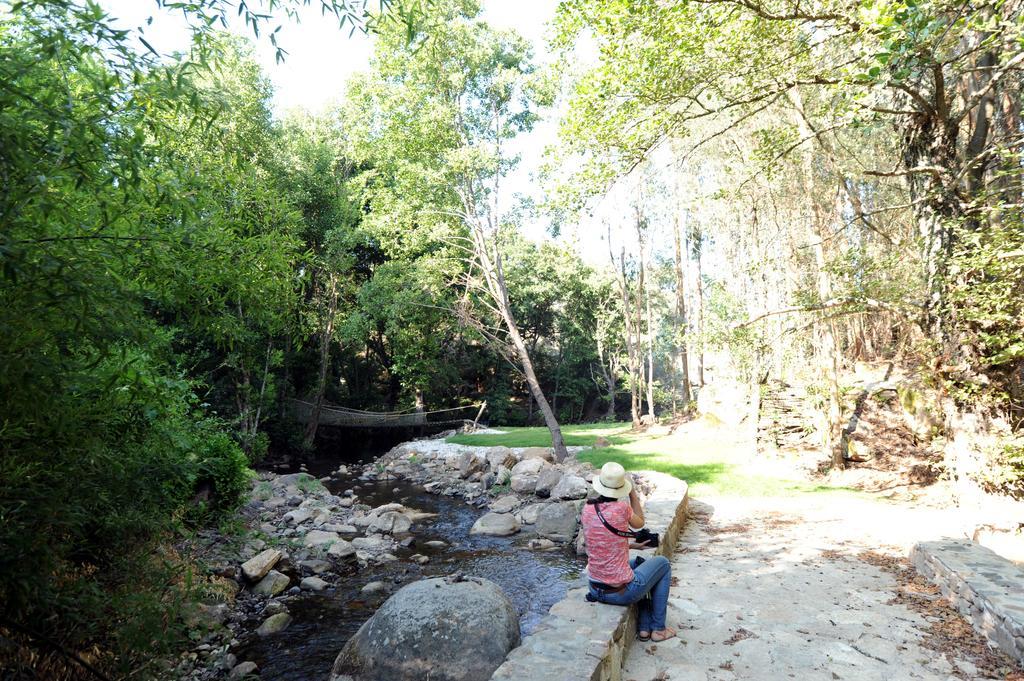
[187,429,253,521]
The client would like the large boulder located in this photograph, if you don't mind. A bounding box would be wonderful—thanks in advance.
[368,511,412,535]
[509,474,537,494]
[469,512,520,536]
[550,475,588,500]
[458,451,487,479]
[510,458,544,477]
[534,468,562,498]
[520,447,554,462]
[330,576,520,681]
[535,502,580,542]
[485,447,517,472]
[516,503,546,525]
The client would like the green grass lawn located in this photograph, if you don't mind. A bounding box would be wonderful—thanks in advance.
[449,423,859,498]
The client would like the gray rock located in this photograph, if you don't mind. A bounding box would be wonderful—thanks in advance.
[217,652,238,672]
[300,576,329,591]
[331,577,519,681]
[303,530,341,548]
[352,536,393,551]
[256,612,292,637]
[283,508,316,525]
[534,468,562,498]
[494,466,512,486]
[510,458,545,477]
[489,495,520,514]
[183,603,229,629]
[486,447,518,472]
[517,503,546,525]
[469,512,521,536]
[551,474,588,500]
[520,447,554,462]
[299,559,332,574]
[241,549,282,582]
[262,600,289,616]
[229,661,259,679]
[368,511,412,535]
[535,502,580,542]
[527,538,557,551]
[509,474,537,494]
[252,570,290,597]
[458,451,487,478]
[574,527,588,555]
[328,539,356,559]
[361,581,387,594]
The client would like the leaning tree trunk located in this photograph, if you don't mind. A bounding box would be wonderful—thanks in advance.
[471,223,569,462]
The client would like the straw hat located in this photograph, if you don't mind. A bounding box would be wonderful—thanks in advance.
[592,462,632,499]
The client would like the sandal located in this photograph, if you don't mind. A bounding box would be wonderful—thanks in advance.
[637,631,651,642]
[650,627,677,642]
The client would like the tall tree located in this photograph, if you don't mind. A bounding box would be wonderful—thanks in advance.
[343,0,569,458]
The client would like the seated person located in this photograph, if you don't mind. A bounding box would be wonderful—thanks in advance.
[581,461,676,642]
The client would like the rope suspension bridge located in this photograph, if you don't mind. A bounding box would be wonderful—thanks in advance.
[290,399,486,429]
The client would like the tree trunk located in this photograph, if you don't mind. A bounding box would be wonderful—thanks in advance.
[673,213,692,404]
[610,227,642,428]
[635,208,654,419]
[790,89,844,468]
[471,223,569,462]
[304,273,339,450]
[695,229,705,387]
[596,331,617,420]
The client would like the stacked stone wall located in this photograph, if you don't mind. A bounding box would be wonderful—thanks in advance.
[911,539,1024,664]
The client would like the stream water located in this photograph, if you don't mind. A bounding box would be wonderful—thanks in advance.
[239,449,585,681]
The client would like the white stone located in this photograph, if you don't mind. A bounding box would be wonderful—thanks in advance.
[303,530,341,548]
[240,548,282,582]
[510,458,545,477]
[551,474,588,500]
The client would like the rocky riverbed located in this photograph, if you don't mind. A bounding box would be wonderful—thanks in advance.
[170,430,637,680]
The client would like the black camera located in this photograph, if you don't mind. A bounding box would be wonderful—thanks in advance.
[633,528,660,548]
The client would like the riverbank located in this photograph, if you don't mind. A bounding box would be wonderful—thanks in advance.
[169,429,613,680]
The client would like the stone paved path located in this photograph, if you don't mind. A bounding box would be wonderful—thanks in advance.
[623,495,996,681]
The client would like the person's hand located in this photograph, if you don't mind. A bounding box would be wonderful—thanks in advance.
[628,540,651,549]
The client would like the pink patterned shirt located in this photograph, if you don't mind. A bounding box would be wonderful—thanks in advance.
[581,500,634,586]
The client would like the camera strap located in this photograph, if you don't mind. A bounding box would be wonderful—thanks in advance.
[593,502,638,539]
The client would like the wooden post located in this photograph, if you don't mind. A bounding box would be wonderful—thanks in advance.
[471,401,488,431]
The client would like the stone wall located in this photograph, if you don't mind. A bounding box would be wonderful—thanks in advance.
[911,539,1024,664]
[490,472,689,681]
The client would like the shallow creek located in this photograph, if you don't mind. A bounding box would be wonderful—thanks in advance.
[238,460,585,680]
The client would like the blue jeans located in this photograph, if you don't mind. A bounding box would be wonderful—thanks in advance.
[588,555,671,632]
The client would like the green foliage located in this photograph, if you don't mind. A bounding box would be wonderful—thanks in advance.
[976,440,1024,500]
[189,431,254,520]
